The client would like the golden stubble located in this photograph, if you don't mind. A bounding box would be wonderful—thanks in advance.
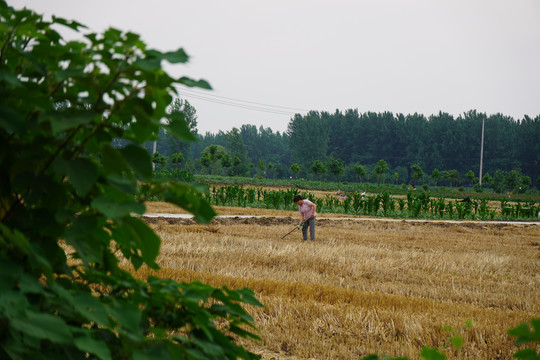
[137,208,540,360]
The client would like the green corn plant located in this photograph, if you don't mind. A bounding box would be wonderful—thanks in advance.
[477,199,489,219]
[447,201,455,219]
[501,200,512,217]
[435,198,446,218]
[381,192,394,215]
[343,195,352,214]
[324,194,334,211]
[353,192,365,214]
[398,198,406,212]
[455,202,472,219]
[409,201,423,217]
[284,188,297,209]
[247,188,256,204]
[315,197,324,212]
[429,199,437,215]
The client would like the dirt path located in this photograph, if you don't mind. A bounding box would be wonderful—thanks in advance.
[143,213,540,226]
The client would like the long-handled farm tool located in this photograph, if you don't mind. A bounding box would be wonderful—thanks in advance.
[281,222,303,239]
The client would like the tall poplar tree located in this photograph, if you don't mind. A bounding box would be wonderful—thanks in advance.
[287,111,329,166]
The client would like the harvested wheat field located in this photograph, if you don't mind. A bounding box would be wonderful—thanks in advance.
[138,202,540,359]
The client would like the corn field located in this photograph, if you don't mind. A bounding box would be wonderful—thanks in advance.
[205,185,539,220]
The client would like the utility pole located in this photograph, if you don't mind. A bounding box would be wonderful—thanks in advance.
[479,117,485,185]
[152,140,157,171]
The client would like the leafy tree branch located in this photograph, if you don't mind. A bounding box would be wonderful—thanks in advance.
[0,2,261,359]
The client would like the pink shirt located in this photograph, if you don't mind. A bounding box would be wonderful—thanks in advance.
[298,199,316,220]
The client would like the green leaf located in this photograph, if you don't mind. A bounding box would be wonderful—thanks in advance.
[420,346,446,360]
[450,335,463,349]
[18,274,45,295]
[509,319,540,344]
[165,115,197,142]
[0,102,25,133]
[53,68,86,83]
[127,119,159,143]
[177,77,212,89]
[51,16,87,31]
[165,342,188,360]
[163,182,216,223]
[191,337,225,357]
[512,348,540,360]
[133,350,153,360]
[0,224,32,259]
[182,281,214,303]
[229,324,261,341]
[0,291,28,317]
[106,173,138,194]
[236,287,263,307]
[42,110,97,133]
[64,215,106,265]
[109,301,143,339]
[10,310,73,344]
[463,319,473,329]
[0,255,23,291]
[184,348,208,360]
[91,196,145,218]
[102,145,131,175]
[122,216,161,269]
[134,57,162,71]
[133,345,173,360]
[161,48,189,64]
[0,70,22,87]
[72,293,110,326]
[0,226,53,280]
[73,329,112,360]
[121,98,160,142]
[0,138,6,164]
[65,158,99,196]
[119,144,152,180]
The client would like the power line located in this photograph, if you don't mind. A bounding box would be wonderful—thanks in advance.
[175,86,310,115]
[180,92,296,115]
[178,87,311,111]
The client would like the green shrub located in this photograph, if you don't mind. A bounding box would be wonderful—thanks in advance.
[473,183,484,193]
[0,3,260,359]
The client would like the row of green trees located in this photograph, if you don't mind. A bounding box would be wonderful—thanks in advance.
[287,110,539,183]
[151,148,535,194]
[148,107,539,191]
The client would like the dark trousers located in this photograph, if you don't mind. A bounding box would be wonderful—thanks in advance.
[302,217,316,241]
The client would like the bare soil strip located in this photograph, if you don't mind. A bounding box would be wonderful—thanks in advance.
[143,212,540,226]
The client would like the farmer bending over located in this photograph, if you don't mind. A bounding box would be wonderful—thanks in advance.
[294,195,317,242]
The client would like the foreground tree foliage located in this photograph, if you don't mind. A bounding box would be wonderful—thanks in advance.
[0,2,261,359]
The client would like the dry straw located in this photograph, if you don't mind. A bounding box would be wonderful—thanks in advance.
[135,204,540,359]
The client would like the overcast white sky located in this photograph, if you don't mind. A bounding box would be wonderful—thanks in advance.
[16,0,540,134]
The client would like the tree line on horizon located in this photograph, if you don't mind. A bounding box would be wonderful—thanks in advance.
[148,100,539,191]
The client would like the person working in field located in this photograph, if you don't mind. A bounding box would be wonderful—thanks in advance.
[294,195,317,242]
